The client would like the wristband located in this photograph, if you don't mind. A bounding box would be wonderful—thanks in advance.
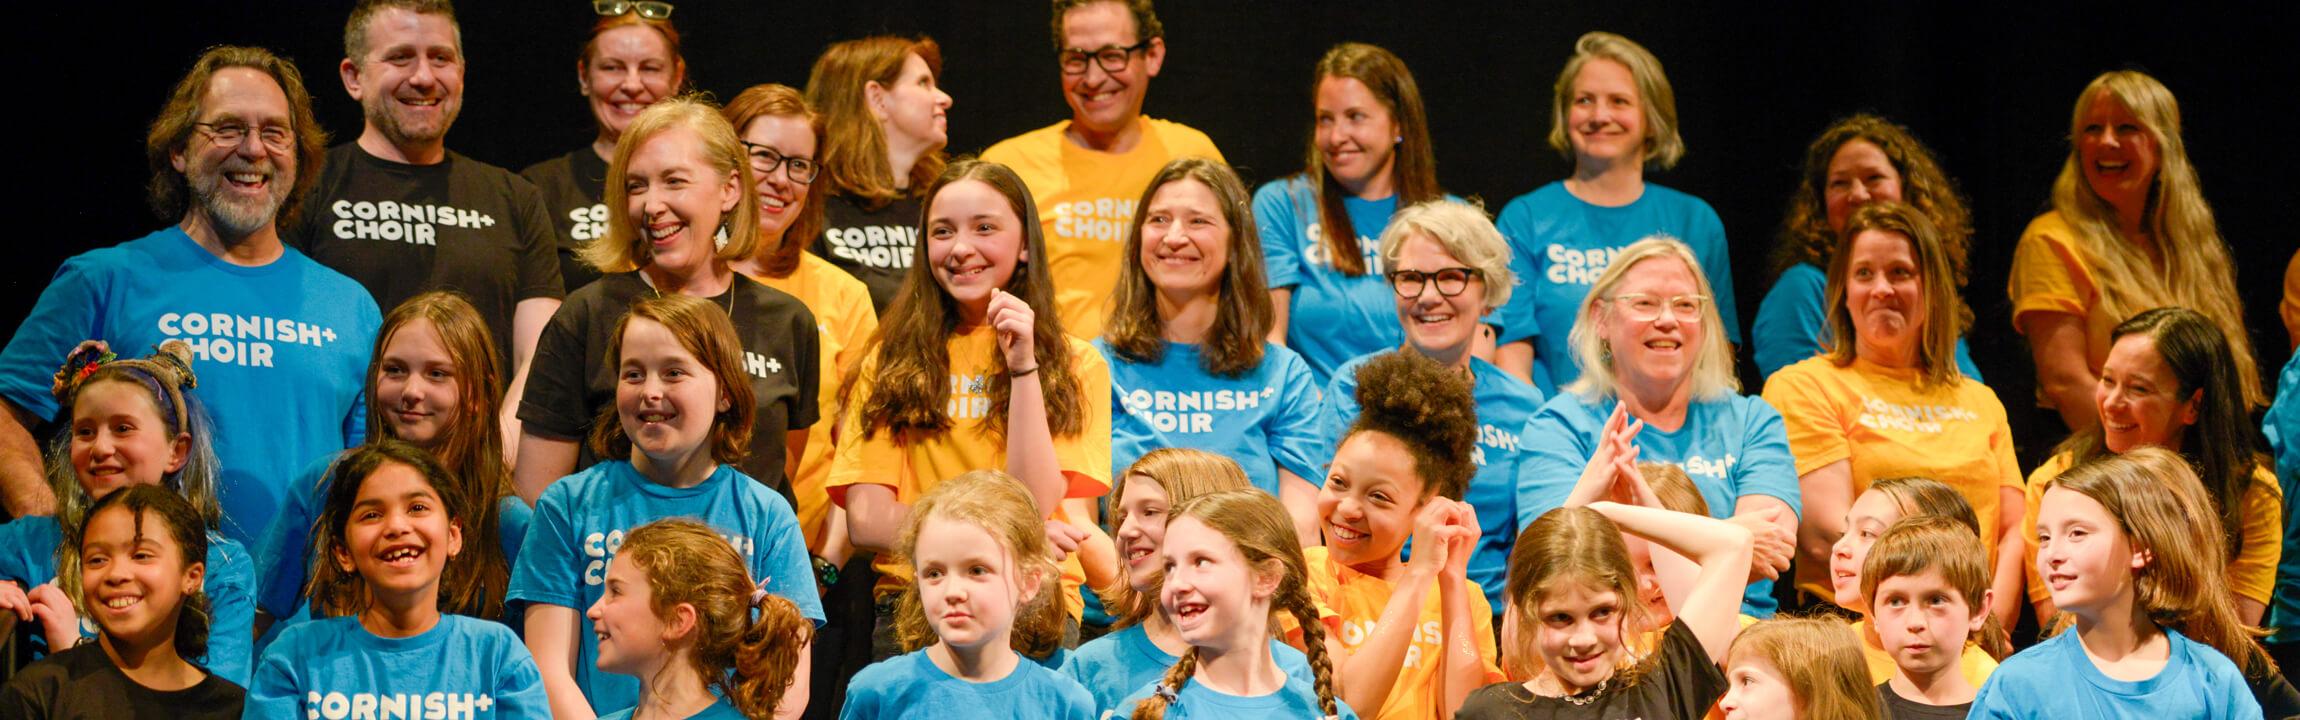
[812,554,840,587]
[1009,365,1039,378]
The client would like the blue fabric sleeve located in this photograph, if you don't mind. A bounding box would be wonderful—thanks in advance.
[244,633,303,720]
[254,454,336,619]
[0,518,57,585]
[1685,204,1741,345]
[0,255,109,419]
[1318,363,1363,485]
[1951,338,1983,382]
[505,482,581,610]
[1267,351,1332,484]
[340,302,382,448]
[491,632,554,720]
[1492,197,1540,346]
[756,496,828,625]
[498,495,533,565]
[203,535,257,686]
[1514,399,1599,535]
[1732,400,1802,518]
[1254,181,1305,291]
[1751,265,1829,380]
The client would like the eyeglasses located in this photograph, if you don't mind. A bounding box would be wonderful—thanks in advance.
[193,122,294,152]
[593,0,673,19]
[740,142,818,184]
[1059,40,1152,75]
[1609,293,1708,323]
[1387,267,1482,298]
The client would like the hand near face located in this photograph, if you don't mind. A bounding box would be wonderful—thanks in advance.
[1441,500,1479,583]
[989,289,1039,371]
[25,581,80,647]
[1570,405,1645,507]
[1729,508,1795,582]
[1043,517,1087,562]
[1408,499,1456,578]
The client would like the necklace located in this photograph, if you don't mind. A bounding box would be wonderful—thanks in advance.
[640,266,737,317]
[1538,675,1610,706]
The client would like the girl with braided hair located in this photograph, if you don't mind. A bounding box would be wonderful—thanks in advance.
[1122,489,1353,719]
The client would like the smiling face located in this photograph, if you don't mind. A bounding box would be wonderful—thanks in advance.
[1844,230,1926,359]
[79,505,202,648]
[926,179,1027,321]
[624,125,741,278]
[2095,334,2200,454]
[1870,568,1983,679]
[1315,75,1398,196]
[874,52,950,156]
[587,554,677,677]
[1159,515,1274,651]
[1717,653,1798,720]
[740,114,817,242]
[1823,140,1902,236]
[175,67,297,238]
[1564,58,1645,167]
[1533,580,1628,692]
[913,516,1030,651]
[2034,486,2144,619]
[68,380,190,500]
[2075,91,2160,215]
[345,7,464,148]
[1393,232,1488,363]
[1598,256,1704,393]
[1829,489,1903,611]
[1059,1,1162,140]
[1114,474,1174,593]
[615,317,727,469]
[1318,431,1424,568]
[374,318,460,447]
[583,25,680,143]
[333,462,462,604]
[1138,178,1230,301]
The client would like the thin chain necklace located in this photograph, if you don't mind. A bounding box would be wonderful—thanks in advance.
[1537,675,1610,706]
[640,266,736,316]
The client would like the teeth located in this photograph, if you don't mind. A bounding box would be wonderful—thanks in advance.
[104,596,140,609]
[639,412,671,423]
[760,196,789,210]
[382,547,421,561]
[1329,525,1366,541]
[648,224,682,240]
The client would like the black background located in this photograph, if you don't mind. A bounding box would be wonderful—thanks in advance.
[16,1,2299,461]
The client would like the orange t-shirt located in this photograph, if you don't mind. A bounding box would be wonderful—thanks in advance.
[744,251,879,550]
[1301,546,1502,720]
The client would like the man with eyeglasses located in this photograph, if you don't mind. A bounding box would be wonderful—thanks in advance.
[287,0,563,422]
[981,0,1223,338]
[0,46,379,553]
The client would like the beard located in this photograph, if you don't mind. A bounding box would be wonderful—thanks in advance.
[188,159,290,241]
[364,93,461,147]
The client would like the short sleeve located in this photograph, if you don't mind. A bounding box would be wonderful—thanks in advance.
[1470,591,1505,683]
[2006,217,2091,330]
[1656,619,1729,719]
[1266,350,1333,483]
[1514,400,1600,534]
[491,631,554,720]
[244,638,304,720]
[1684,203,1741,344]
[505,483,583,610]
[1751,265,1830,380]
[203,537,257,686]
[1054,341,1114,499]
[1760,365,1853,476]
[509,177,567,302]
[1492,197,1542,346]
[0,255,111,419]
[1254,181,1306,291]
[1318,363,1362,457]
[1732,399,1803,519]
[787,308,823,429]
[755,495,829,625]
[342,299,383,447]
[825,362,906,507]
[2231,473,2285,605]
[517,299,595,439]
[255,455,336,618]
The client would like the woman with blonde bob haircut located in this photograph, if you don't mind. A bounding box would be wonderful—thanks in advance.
[1517,235,1800,616]
[1765,202,2023,629]
[2011,70,2262,432]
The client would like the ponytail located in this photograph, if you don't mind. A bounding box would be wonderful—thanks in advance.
[729,591,814,718]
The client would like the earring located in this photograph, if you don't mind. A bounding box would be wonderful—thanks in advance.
[1598,339,1613,367]
[713,217,731,250]
[1395,135,1404,144]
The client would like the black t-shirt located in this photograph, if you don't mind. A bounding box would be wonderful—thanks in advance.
[519,272,819,498]
[288,144,565,367]
[1876,682,1971,720]
[812,192,921,312]
[519,147,610,293]
[0,643,245,720]
[1455,618,1727,720]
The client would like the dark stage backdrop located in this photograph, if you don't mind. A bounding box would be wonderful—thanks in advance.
[15,1,2299,463]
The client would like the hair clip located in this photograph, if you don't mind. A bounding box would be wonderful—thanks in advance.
[750,576,771,605]
[1153,683,1179,704]
[50,340,117,401]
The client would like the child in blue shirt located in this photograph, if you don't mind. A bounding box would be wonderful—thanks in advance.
[246,441,549,720]
[842,471,1096,720]
[508,295,824,718]
[590,518,815,720]
[1973,450,2265,718]
[0,341,253,685]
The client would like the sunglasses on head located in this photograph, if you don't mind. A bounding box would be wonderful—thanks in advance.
[593,0,673,20]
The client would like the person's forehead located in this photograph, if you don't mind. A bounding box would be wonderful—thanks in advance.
[201,67,291,120]
[1061,1,1139,46]
[364,7,460,53]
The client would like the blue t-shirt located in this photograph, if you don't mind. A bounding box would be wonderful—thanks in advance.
[0,516,254,685]
[598,698,744,720]
[1492,182,1740,395]
[0,227,380,545]
[2265,352,2300,644]
[1059,623,1317,718]
[841,649,1097,720]
[1514,391,1801,616]
[505,461,824,715]
[1116,676,1357,720]
[1968,627,2258,719]
[253,451,535,632]
[1323,353,1544,611]
[1257,176,1466,386]
[1751,262,1982,381]
[245,614,549,720]
[1101,339,1330,498]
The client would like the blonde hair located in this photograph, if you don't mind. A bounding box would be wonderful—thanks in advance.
[582,96,760,275]
[2047,71,2260,406]
[1562,237,1739,401]
[1377,200,1515,311]
[2043,448,2274,676]
[1725,617,1880,720]
[616,519,812,718]
[48,341,222,611]
[1131,490,1337,720]
[1823,202,1969,391]
[1101,449,1252,627]
[1547,32,1683,169]
[1859,515,2013,659]
[1637,461,1707,516]
[1505,506,1661,685]
[893,470,1067,660]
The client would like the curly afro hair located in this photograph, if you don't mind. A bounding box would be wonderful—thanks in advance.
[1344,351,1478,501]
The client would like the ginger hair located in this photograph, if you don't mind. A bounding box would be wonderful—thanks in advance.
[617,518,812,717]
[1133,490,1337,720]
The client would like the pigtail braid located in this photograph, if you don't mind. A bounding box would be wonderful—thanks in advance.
[1280,578,1340,719]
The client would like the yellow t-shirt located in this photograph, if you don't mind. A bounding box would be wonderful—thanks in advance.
[2007,212,2119,398]
[1762,356,2022,600]
[1301,546,1503,720]
[1850,619,1997,687]
[980,118,1225,338]
[744,251,880,551]
[2021,452,2285,605]
[826,327,1114,604]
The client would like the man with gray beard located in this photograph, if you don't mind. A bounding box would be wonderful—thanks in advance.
[0,46,380,547]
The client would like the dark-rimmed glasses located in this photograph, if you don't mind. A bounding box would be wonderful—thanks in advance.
[740,142,818,184]
[193,122,293,153]
[1059,40,1152,75]
[1388,267,1482,298]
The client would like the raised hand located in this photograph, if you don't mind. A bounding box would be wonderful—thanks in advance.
[1044,517,1087,562]
[1728,507,1795,582]
[25,581,80,648]
[987,288,1038,372]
